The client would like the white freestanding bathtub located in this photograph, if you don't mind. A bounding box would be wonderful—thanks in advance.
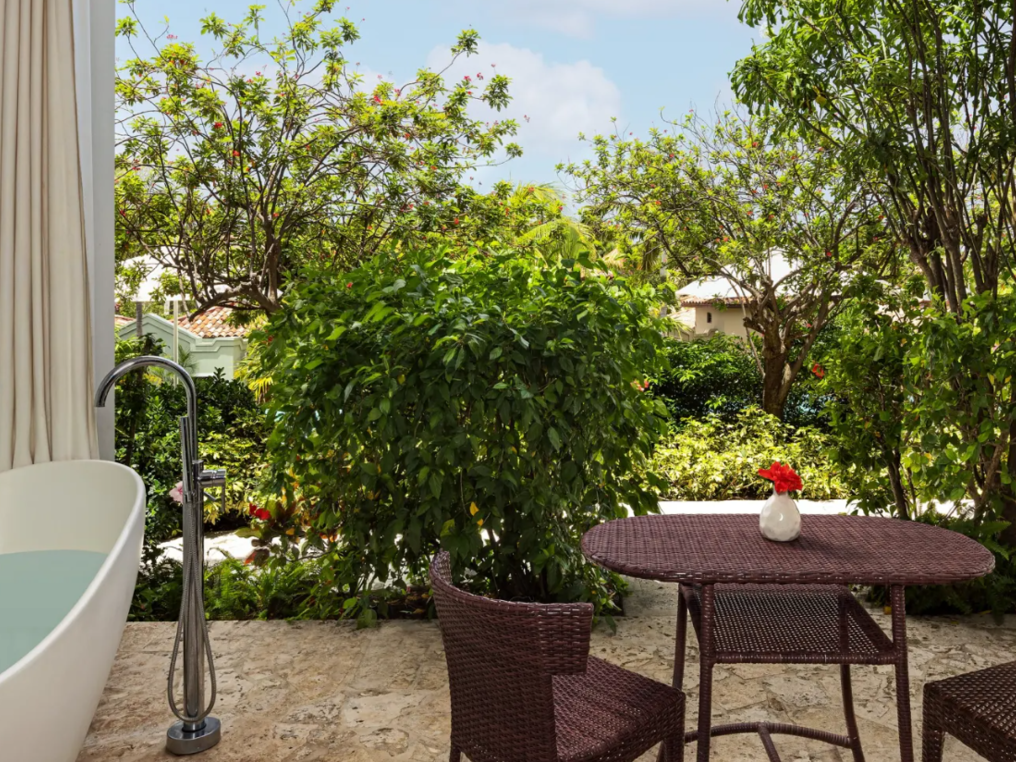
[0,460,145,762]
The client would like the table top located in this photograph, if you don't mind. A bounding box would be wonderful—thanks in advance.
[582,514,995,586]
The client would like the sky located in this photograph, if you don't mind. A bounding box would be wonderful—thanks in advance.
[116,0,762,200]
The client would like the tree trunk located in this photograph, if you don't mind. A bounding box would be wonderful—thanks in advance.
[759,320,792,418]
[1002,418,1016,550]
[761,351,791,418]
[885,449,911,520]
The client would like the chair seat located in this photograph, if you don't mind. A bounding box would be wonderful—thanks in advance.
[682,583,896,665]
[553,656,684,762]
[925,661,1016,761]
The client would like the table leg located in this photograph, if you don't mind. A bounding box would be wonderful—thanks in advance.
[838,593,865,762]
[660,588,690,762]
[696,584,716,762]
[890,585,915,762]
[674,585,688,689]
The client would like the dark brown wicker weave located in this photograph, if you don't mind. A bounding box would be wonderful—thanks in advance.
[923,661,1016,762]
[429,551,686,762]
[581,514,996,762]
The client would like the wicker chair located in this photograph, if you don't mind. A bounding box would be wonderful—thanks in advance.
[923,661,1016,761]
[430,551,685,762]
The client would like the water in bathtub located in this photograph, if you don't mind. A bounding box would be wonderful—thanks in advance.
[0,550,107,674]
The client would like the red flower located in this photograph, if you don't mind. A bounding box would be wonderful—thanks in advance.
[346,282,353,289]
[213,122,223,129]
[248,503,271,521]
[758,462,803,494]
[812,363,825,379]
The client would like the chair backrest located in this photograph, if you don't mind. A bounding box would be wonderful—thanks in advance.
[429,551,593,762]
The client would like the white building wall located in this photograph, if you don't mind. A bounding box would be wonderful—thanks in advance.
[117,316,247,378]
[690,305,752,340]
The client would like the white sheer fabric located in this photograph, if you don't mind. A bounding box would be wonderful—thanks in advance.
[0,0,98,472]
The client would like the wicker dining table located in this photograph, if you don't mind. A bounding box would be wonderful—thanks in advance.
[582,514,996,762]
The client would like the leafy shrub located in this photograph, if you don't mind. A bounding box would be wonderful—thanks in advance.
[129,556,322,622]
[113,336,271,619]
[114,336,269,540]
[129,557,183,621]
[651,406,846,500]
[253,247,672,621]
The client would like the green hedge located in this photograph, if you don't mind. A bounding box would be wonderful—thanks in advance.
[651,406,846,500]
[654,334,760,420]
[652,334,832,428]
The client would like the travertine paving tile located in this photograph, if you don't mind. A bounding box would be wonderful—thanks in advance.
[80,581,1014,762]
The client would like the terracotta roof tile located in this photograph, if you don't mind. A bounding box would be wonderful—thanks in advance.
[679,295,753,307]
[178,306,248,339]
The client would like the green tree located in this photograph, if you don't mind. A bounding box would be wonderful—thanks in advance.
[510,184,597,259]
[734,0,1015,312]
[114,1,519,315]
[733,0,1016,543]
[565,111,884,417]
[413,181,581,254]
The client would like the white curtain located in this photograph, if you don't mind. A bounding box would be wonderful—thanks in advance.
[0,0,98,472]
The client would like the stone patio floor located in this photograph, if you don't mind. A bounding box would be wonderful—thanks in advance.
[80,579,1016,762]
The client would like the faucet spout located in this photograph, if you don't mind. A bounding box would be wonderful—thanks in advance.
[95,356,197,431]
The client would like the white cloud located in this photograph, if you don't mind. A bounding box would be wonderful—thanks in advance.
[427,42,621,158]
[501,0,722,37]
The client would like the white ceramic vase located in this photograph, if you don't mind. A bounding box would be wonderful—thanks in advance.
[759,489,801,542]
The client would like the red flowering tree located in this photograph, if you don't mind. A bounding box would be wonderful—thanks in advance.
[114,1,520,315]
[564,111,889,418]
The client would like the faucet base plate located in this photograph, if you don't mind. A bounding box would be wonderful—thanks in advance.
[166,717,221,755]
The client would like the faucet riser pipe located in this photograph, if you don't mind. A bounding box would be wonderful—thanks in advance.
[94,357,221,755]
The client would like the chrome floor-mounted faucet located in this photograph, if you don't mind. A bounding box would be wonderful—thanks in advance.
[95,356,224,755]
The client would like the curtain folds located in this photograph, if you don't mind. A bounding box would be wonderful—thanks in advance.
[0,0,98,472]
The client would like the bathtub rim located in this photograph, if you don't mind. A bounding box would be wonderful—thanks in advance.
[0,459,146,685]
